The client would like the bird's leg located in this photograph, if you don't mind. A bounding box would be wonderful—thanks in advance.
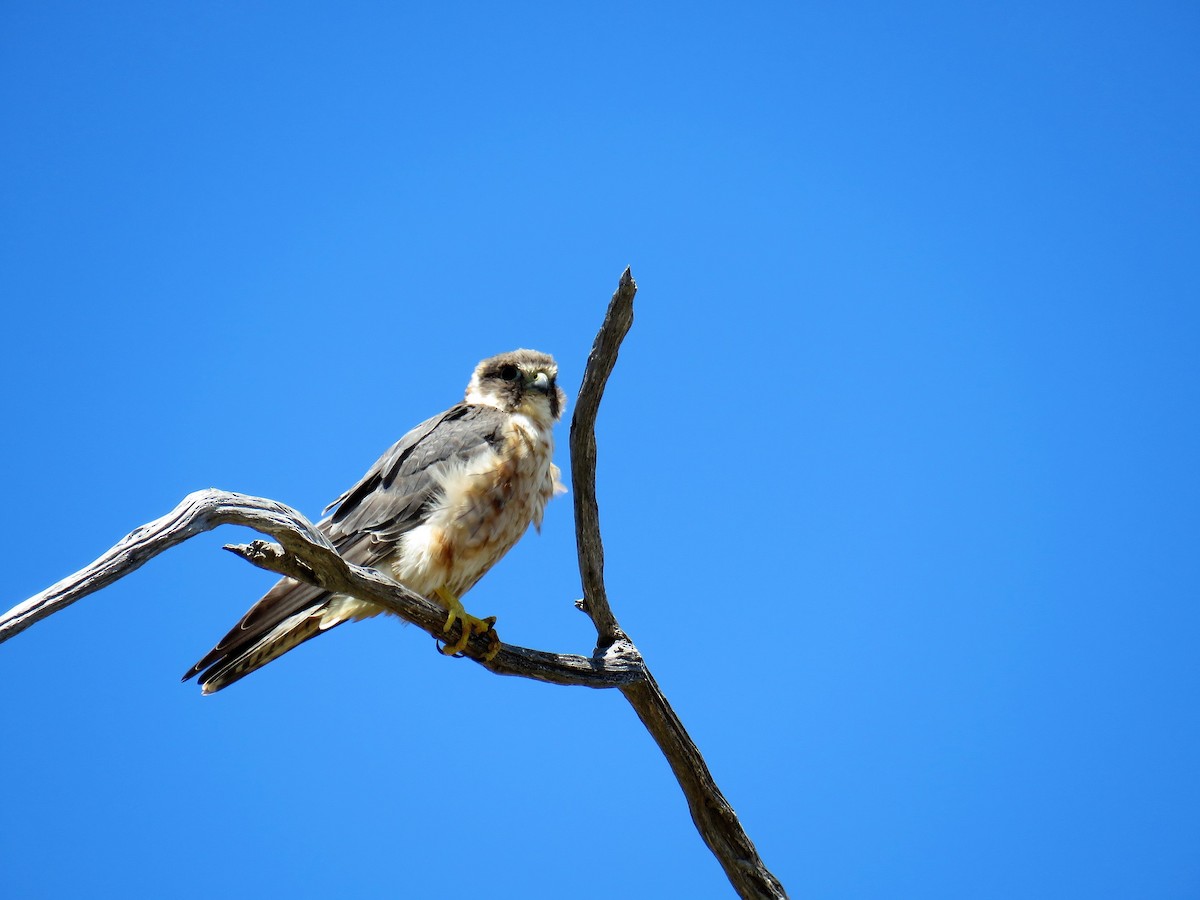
[434,588,499,660]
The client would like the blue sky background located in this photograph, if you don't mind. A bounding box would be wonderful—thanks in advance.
[2,3,1198,898]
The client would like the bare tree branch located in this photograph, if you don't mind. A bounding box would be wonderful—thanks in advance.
[0,490,642,689]
[569,269,788,899]
[0,268,788,899]
[571,266,635,647]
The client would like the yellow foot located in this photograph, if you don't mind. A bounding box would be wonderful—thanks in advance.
[435,589,500,660]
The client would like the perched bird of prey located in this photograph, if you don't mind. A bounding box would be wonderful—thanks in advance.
[183,349,566,694]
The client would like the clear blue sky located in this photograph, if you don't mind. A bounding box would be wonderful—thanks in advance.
[2,3,1198,898]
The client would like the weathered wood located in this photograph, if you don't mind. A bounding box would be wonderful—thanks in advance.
[570,265,635,648]
[569,270,788,899]
[0,268,788,899]
[221,533,645,688]
[0,490,642,689]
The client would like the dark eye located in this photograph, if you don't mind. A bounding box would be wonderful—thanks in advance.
[498,364,520,382]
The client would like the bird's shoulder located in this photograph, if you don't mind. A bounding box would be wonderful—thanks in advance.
[321,402,511,546]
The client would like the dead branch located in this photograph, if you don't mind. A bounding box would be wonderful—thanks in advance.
[0,268,787,899]
[0,489,641,688]
[570,270,788,899]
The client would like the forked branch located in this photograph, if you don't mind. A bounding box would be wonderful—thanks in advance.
[570,270,787,899]
[0,269,787,899]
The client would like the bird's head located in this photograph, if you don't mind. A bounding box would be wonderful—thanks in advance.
[465,349,566,425]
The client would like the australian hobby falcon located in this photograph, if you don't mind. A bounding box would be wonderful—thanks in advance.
[183,349,566,694]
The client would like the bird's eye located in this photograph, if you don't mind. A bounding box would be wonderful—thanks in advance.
[498,364,520,381]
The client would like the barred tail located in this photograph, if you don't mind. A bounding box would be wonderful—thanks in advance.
[192,608,338,694]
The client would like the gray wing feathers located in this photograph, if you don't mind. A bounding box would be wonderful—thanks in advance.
[183,402,509,690]
[324,403,507,558]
